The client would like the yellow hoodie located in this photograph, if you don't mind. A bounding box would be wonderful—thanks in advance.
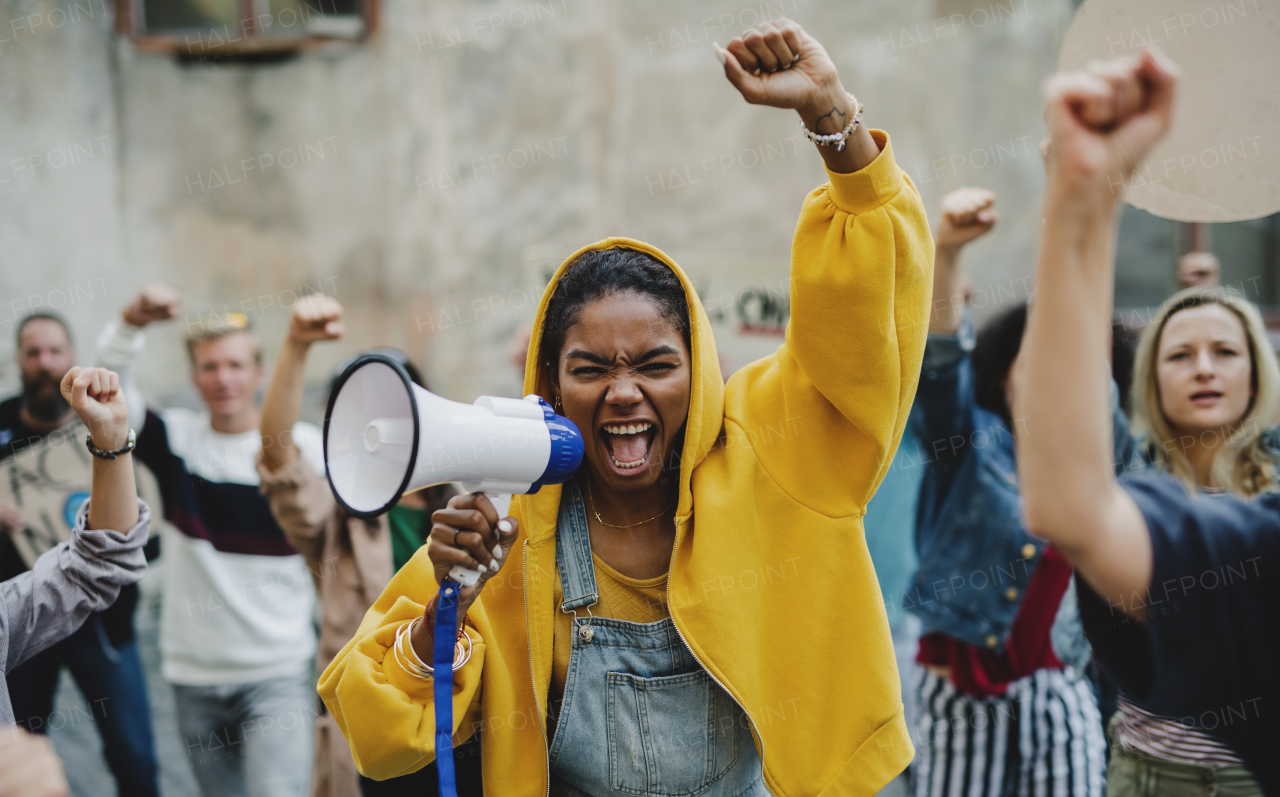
[319,131,933,795]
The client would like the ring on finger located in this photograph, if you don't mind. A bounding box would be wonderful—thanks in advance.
[453,529,462,548]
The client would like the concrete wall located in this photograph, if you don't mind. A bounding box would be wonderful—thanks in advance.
[0,0,1074,415]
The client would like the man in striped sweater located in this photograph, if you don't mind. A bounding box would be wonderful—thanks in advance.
[98,285,323,797]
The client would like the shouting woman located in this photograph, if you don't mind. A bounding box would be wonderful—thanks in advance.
[320,19,933,795]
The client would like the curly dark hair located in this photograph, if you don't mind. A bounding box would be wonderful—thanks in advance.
[973,302,1138,428]
[539,247,691,363]
[972,304,1028,428]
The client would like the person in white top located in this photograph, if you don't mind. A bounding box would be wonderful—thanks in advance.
[97,285,322,797]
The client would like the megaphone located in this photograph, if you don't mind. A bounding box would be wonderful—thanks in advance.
[323,353,583,585]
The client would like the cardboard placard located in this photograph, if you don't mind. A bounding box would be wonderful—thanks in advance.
[1,421,160,568]
[1059,0,1280,222]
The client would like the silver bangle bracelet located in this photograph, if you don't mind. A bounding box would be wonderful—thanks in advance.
[392,618,473,680]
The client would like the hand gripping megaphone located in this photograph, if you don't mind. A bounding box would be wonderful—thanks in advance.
[323,353,583,585]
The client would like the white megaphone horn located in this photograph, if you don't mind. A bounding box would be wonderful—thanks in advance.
[323,353,583,586]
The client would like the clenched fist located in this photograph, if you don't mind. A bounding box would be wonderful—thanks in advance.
[122,284,181,328]
[1042,49,1179,194]
[61,367,129,451]
[715,19,878,173]
[287,295,344,345]
[717,19,839,112]
[936,188,998,249]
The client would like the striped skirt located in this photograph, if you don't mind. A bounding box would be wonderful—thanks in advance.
[909,667,1106,797]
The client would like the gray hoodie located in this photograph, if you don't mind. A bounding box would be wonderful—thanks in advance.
[0,499,149,724]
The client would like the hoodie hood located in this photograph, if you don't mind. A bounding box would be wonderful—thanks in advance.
[517,237,724,543]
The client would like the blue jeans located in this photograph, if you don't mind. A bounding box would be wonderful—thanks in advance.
[173,670,315,797]
[9,616,159,797]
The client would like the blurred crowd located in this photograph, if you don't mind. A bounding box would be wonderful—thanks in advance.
[0,20,1274,797]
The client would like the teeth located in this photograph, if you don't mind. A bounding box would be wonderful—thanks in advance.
[603,423,652,469]
[604,422,652,435]
[610,453,648,469]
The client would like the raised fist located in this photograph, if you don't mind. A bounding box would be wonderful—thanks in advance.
[122,284,181,328]
[288,294,344,344]
[716,19,841,112]
[60,367,129,451]
[1042,49,1179,191]
[936,188,998,249]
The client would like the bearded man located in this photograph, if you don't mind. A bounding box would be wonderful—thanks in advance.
[0,313,159,797]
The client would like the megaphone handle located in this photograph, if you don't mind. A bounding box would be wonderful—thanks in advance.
[447,492,512,588]
[486,492,512,519]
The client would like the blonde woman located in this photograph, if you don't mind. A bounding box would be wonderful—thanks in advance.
[1108,286,1279,795]
[1130,287,1280,495]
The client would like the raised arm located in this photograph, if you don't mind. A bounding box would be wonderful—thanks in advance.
[257,296,344,561]
[260,295,343,472]
[1014,51,1179,616]
[96,284,181,433]
[716,20,934,516]
[915,190,999,439]
[0,367,149,672]
[931,188,996,335]
[64,367,138,533]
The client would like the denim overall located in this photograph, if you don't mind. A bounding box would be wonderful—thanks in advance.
[548,482,769,797]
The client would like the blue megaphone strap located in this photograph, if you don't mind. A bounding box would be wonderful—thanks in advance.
[434,581,461,797]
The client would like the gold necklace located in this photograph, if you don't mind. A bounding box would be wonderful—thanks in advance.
[585,480,678,529]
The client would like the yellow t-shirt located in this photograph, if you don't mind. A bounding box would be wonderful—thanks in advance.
[551,554,669,702]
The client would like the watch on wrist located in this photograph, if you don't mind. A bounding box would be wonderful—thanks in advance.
[85,429,136,460]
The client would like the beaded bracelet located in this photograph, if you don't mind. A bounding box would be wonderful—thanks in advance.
[799,92,863,153]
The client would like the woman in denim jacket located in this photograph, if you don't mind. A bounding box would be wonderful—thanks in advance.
[906,188,1141,797]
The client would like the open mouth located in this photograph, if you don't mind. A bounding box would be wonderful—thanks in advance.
[601,421,656,472]
[1191,390,1223,404]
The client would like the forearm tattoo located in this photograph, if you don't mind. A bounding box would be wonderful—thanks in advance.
[812,105,847,135]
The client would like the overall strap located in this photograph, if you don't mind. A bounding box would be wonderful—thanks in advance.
[555,480,599,613]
